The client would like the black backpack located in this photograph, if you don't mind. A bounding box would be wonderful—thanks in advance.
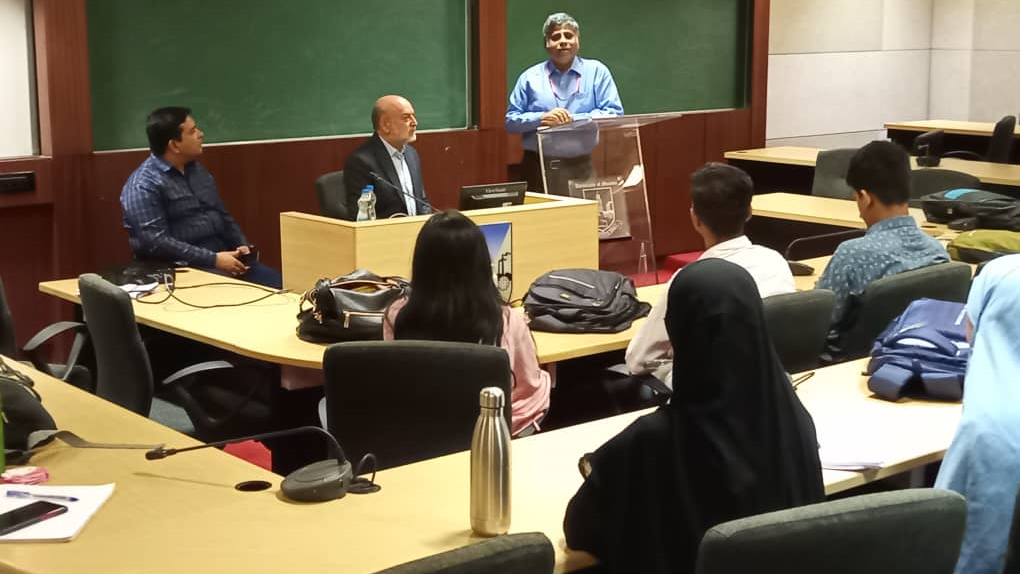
[920,189,1020,231]
[523,269,651,333]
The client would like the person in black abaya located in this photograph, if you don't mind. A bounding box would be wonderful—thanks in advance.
[563,258,825,574]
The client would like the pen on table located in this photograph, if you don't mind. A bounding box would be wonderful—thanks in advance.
[5,490,79,502]
[791,371,815,389]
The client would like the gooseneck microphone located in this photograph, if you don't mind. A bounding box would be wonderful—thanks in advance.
[145,426,356,503]
[367,171,434,213]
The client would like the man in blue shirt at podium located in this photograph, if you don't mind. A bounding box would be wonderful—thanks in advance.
[506,12,623,196]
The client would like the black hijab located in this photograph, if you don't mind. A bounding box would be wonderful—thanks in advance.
[563,259,824,574]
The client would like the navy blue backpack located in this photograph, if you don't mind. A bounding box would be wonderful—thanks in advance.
[866,298,971,401]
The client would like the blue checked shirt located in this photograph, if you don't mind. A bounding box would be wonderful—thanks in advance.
[505,56,623,153]
[816,215,949,327]
[120,154,247,267]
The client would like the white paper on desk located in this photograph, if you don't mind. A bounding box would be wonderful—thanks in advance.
[119,282,159,299]
[0,483,115,542]
[815,422,886,471]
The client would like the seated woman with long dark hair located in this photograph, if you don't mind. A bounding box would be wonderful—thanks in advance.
[383,210,551,436]
[563,259,824,574]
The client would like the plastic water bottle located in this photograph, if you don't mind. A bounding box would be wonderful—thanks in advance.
[470,387,511,536]
[356,185,376,221]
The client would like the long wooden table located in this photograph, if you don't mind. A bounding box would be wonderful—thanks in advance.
[884,119,1020,139]
[0,357,962,574]
[885,119,1020,164]
[726,146,1020,187]
[38,271,666,368]
[750,191,944,234]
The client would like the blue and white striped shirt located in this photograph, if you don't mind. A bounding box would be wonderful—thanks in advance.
[120,154,247,267]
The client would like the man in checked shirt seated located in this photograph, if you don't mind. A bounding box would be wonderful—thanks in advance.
[120,106,282,288]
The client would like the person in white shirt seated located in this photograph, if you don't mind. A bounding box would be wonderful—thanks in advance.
[625,162,795,388]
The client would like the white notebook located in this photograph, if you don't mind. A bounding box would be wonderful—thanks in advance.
[0,484,115,542]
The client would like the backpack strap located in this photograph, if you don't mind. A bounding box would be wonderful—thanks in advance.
[880,326,960,357]
[868,362,915,401]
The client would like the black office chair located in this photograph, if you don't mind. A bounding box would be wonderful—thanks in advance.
[910,168,982,207]
[944,115,1016,164]
[810,148,857,200]
[371,532,555,574]
[316,170,351,221]
[784,230,865,261]
[762,289,835,374]
[695,489,966,574]
[829,262,972,362]
[776,148,862,259]
[77,273,271,441]
[323,340,512,470]
[0,274,92,391]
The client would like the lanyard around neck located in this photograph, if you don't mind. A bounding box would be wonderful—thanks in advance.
[548,71,581,103]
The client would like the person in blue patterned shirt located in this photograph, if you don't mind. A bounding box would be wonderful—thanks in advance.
[816,140,948,344]
[120,107,281,288]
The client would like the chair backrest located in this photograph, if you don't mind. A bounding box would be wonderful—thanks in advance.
[323,340,513,470]
[77,273,155,415]
[695,489,966,574]
[838,262,972,360]
[910,168,982,203]
[763,289,835,374]
[0,275,16,358]
[811,148,858,200]
[371,532,554,574]
[987,114,1016,164]
[316,170,350,221]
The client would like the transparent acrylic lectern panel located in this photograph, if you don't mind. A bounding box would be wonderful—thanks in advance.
[537,113,683,279]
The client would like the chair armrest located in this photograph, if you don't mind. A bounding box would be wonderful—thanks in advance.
[21,321,89,380]
[784,230,866,260]
[161,360,265,432]
[942,150,983,161]
[161,360,234,386]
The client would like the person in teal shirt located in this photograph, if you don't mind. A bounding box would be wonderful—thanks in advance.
[816,141,948,354]
[506,12,623,195]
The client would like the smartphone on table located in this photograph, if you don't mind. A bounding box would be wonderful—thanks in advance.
[0,500,68,536]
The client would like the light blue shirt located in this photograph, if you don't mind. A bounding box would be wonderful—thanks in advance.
[380,138,416,216]
[816,215,949,328]
[936,254,1020,574]
[505,56,623,153]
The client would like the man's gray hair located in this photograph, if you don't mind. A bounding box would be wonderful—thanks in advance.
[543,12,579,38]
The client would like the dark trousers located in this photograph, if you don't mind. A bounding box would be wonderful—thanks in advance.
[521,150,594,196]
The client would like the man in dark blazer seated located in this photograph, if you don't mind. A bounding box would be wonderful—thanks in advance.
[343,95,431,219]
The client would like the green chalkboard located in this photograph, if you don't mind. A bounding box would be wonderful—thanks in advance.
[88,1,469,151]
[506,1,751,114]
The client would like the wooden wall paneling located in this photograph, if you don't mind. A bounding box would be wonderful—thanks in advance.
[0,205,56,346]
[0,157,52,208]
[475,0,507,131]
[642,115,707,258]
[749,0,770,147]
[705,108,754,162]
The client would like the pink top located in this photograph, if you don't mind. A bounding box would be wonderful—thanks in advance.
[384,298,551,436]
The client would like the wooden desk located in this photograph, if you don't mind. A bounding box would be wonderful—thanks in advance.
[1,357,962,574]
[750,192,946,236]
[38,271,666,368]
[885,119,1020,138]
[726,146,1020,187]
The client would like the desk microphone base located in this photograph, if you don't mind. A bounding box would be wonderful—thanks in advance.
[281,459,353,502]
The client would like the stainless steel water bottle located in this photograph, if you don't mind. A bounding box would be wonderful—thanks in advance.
[470,386,511,536]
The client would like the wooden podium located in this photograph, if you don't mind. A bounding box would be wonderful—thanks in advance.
[280,192,598,300]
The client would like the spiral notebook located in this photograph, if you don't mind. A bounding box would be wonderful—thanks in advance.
[0,484,115,542]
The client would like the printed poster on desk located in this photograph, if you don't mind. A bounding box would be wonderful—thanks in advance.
[479,222,512,301]
[567,175,631,241]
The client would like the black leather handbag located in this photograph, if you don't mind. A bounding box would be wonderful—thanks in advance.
[296,269,409,343]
